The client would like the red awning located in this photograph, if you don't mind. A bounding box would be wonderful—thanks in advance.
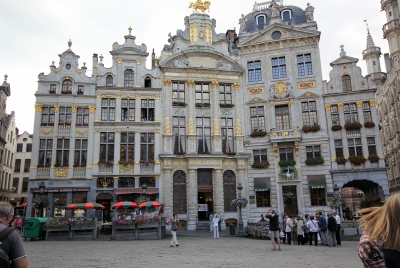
[114,188,159,195]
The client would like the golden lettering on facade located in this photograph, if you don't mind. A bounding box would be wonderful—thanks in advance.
[325,104,331,111]
[35,104,43,112]
[248,87,264,94]
[55,168,68,178]
[338,103,344,110]
[298,81,316,89]
[163,79,172,86]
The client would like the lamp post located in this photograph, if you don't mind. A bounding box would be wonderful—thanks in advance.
[38,182,46,217]
[237,183,243,235]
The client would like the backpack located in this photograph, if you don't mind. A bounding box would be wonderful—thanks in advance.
[0,227,15,268]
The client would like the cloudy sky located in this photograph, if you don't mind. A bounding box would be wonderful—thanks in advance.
[0,0,387,134]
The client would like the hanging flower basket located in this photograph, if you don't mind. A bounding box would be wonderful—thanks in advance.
[302,125,320,133]
[250,130,267,138]
[251,161,270,169]
[33,195,49,208]
[305,157,324,165]
[344,122,363,130]
[335,157,347,164]
[231,198,248,208]
[331,125,342,131]
[364,122,375,128]
[278,160,296,167]
[368,155,379,163]
[348,156,367,164]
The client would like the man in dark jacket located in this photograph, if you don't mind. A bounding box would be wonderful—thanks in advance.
[327,212,337,247]
[317,212,327,245]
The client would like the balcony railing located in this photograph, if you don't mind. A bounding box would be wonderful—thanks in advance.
[140,164,154,174]
[57,126,71,136]
[270,129,301,142]
[37,168,50,179]
[383,19,400,37]
[73,167,86,178]
[99,165,113,174]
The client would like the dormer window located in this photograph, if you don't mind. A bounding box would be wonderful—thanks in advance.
[144,76,151,88]
[106,75,113,87]
[281,10,291,21]
[49,84,56,94]
[124,69,134,87]
[62,80,72,94]
[256,15,266,25]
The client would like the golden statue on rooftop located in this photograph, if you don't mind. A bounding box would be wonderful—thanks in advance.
[189,0,211,13]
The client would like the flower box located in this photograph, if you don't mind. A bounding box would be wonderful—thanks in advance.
[368,155,379,163]
[344,122,363,130]
[118,160,135,166]
[335,157,347,164]
[331,125,342,131]
[174,151,186,155]
[98,161,113,167]
[198,151,210,154]
[250,130,267,138]
[172,102,187,107]
[278,160,296,167]
[61,90,72,94]
[251,162,269,169]
[138,222,159,229]
[49,90,56,94]
[226,152,236,156]
[219,103,235,108]
[196,103,210,107]
[364,122,375,128]
[302,125,320,133]
[348,156,367,164]
[305,157,324,165]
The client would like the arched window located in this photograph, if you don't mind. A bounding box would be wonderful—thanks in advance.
[62,80,72,93]
[173,170,187,214]
[256,15,266,25]
[223,170,237,212]
[144,76,151,88]
[124,69,134,87]
[281,10,291,21]
[106,75,113,87]
[342,75,352,91]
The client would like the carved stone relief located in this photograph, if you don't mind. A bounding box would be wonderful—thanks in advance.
[172,108,186,116]
[195,108,211,117]
[221,109,233,116]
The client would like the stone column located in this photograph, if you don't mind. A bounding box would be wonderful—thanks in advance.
[86,106,96,175]
[135,95,141,122]
[154,95,161,123]
[187,169,198,230]
[211,81,222,154]
[186,80,197,155]
[154,131,161,174]
[163,79,172,115]
[115,95,122,122]
[233,82,245,153]
[161,168,173,217]
[92,131,101,174]
[213,169,224,214]
[163,79,173,155]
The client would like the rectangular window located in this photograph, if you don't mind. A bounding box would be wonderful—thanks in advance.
[172,82,185,104]
[74,139,88,167]
[12,178,18,189]
[306,145,321,159]
[14,159,21,172]
[53,193,67,218]
[99,133,114,162]
[139,177,155,187]
[24,159,30,172]
[221,118,234,154]
[331,105,340,125]
[248,61,262,82]
[140,133,155,162]
[118,177,135,188]
[219,84,232,105]
[22,178,29,193]
[297,53,312,76]
[256,191,271,207]
[301,101,318,126]
[279,148,294,160]
[50,84,56,92]
[250,106,265,131]
[363,102,372,123]
[173,116,186,154]
[76,108,89,126]
[310,188,326,206]
[367,137,377,156]
[272,57,287,79]
[195,83,210,106]
[16,144,23,152]
[253,150,267,163]
[38,139,53,167]
[58,106,72,126]
[275,105,290,130]
[121,99,135,121]
[56,139,70,167]
[120,133,135,162]
[334,140,344,158]
[101,98,116,121]
[26,144,32,152]
[344,103,358,123]
[77,85,84,94]
[41,107,55,126]
[196,117,211,153]
[141,99,155,121]
[348,138,362,156]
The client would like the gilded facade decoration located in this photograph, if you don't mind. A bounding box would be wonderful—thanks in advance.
[34,104,43,112]
[356,101,363,108]
[117,59,122,64]
[188,117,195,135]
[88,106,96,113]
[40,129,54,135]
[211,81,219,88]
[212,118,221,135]
[190,27,198,42]
[235,118,243,136]
[163,79,172,86]
[248,88,264,94]
[54,105,59,113]
[370,100,376,107]
[53,65,62,73]
[76,129,88,135]
[155,95,160,99]
[72,106,77,113]
[338,103,344,110]
[325,104,331,111]
[55,168,68,178]
[188,0,211,13]
[75,66,84,74]
[298,81,316,89]
[136,60,141,65]
[205,27,212,43]
[274,82,288,97]
[164,117,171,135]
[96,94,102,98]
[120,165,134,173]
[187,80,195,87]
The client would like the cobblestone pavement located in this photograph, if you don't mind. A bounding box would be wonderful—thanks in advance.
[23,237,363,268]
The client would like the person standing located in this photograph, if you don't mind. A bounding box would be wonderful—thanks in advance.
[296,216,305,245]
[317,212,327,246]
[303,214,310,245]
[209,212,213,232]
[281,215,287,244]
[12,215,23,233]
[307,215,319,246]
[333,211,341,245]
[170,213,179,247]
[284,215,293,245]
[0,202,28,268]
[264,208,281,251]
[327,212,337,247]
[213,214,219,239]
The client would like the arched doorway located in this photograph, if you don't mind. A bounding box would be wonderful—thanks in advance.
[96,193,113,222]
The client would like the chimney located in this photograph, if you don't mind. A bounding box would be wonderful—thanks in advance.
[151,49,155,69]
[92,53,98,77]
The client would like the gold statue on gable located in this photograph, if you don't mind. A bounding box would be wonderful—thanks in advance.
[189,0,211,13]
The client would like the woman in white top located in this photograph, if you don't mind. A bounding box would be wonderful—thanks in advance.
[306,215,319,246]
[213,214,220,239]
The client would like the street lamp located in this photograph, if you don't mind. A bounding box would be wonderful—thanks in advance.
[38,182,46,193]
[142,183,148,194]
[237,183,243,235]
[333,184,342,218]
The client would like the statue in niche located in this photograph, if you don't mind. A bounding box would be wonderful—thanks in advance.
[239,14,247,33]
[305,3,315,22]
[228,37,239,56]
[163,32,174,51]
[270,0,279,18]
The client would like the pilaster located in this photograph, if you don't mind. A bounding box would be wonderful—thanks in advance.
[187,80,196,154]
[187,169,198,230]
[213,169,224,214]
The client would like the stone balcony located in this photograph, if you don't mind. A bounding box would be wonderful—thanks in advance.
[73,167,86,178]
[140,164,154,174]
[269,129,301,143]
[37,168,51,179]
[57,126,71,136]
[383,19,400,38]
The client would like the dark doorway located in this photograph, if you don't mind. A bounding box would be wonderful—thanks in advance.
[283,185,298,215]
[198,170,213,220]
[96,193,113,222]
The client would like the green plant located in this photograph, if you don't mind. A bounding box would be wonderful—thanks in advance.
[305,157,324,165]
[278,159,296,167]
[302,125,320,133]
[348,156,367,164]
[344,122,363,130]
[219,103,235,108]
[330,198,347,209]
[172,101,187,107]
[335,157,347,164]
[368,155,379,163]
[33,195,49,208]
[251,161,270,169]
[331,125,342,131]
[364,122,375,128]
[250,130,267,138]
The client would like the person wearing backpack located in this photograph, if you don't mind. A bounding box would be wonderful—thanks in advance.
[0,202,28,268]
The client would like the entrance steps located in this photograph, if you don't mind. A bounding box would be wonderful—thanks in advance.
[197,221,210,230]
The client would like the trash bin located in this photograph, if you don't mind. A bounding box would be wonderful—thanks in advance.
[230,224,235,235]
[23,217,49,241]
